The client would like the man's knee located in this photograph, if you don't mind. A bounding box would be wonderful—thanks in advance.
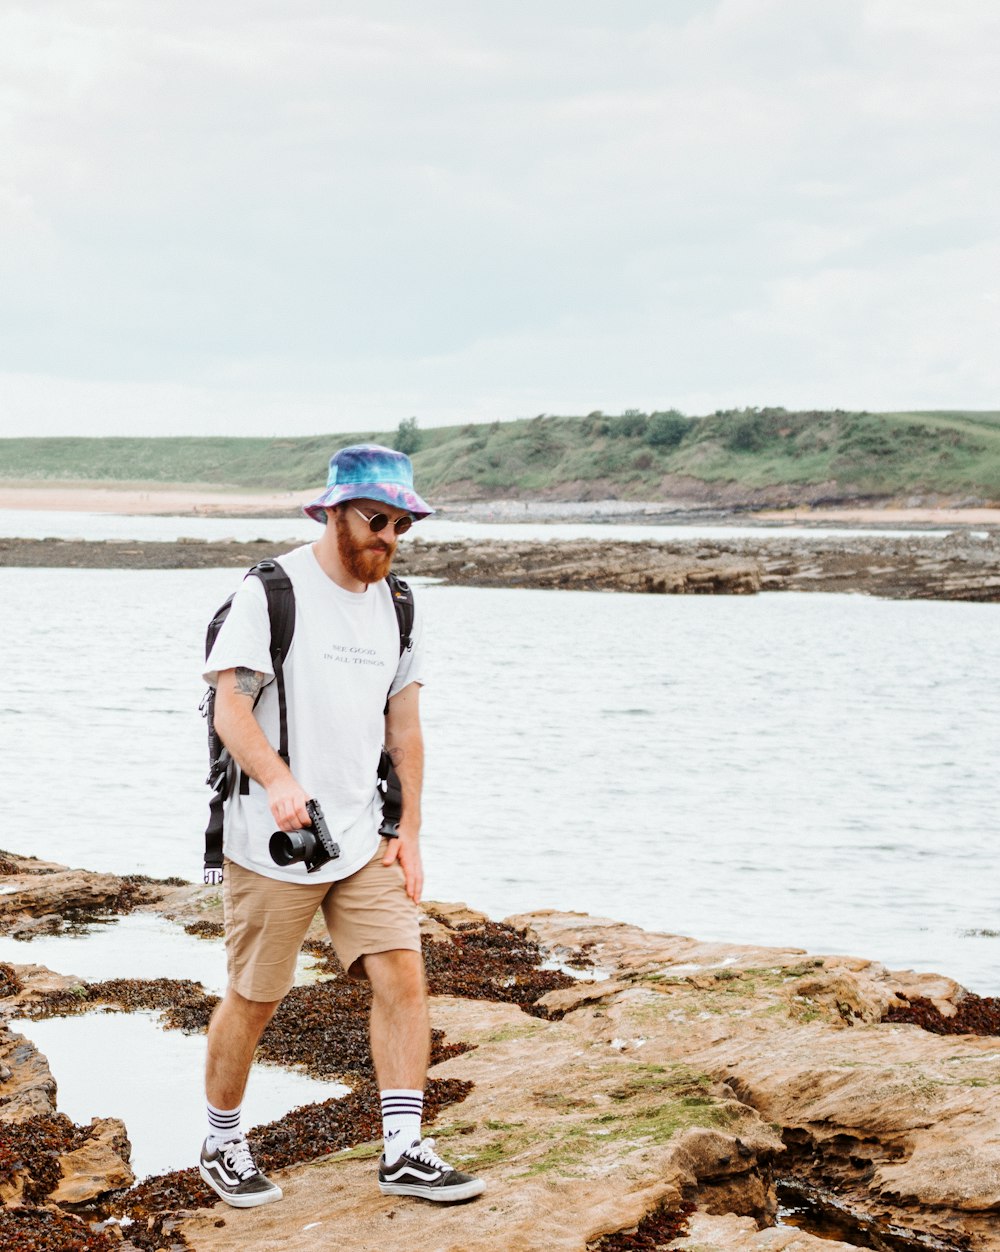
[211,987,283,1035]
[363,949,427,1004]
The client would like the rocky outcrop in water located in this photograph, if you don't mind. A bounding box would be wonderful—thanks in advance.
[394,531,1000,601]
[401,539,762,594]
[0,851,183,939]
[0,1021,57,1123]
[3,529,999,600]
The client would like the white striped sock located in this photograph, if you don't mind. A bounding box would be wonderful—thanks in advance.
[381,1088,423,1165]
[207,1100,241,1148]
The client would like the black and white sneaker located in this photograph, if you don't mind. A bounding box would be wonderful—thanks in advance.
[199,1135,283,1208]
[378,1137,485,1203]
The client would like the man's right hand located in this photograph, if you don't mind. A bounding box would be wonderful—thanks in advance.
[267,777,312,832]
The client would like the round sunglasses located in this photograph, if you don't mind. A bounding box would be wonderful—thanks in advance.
[351,505,413,535]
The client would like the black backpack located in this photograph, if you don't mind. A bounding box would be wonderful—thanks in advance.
[200,559,415,885]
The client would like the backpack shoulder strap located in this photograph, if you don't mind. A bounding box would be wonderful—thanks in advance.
[248,559,296,758]
[386,572,414,657]
[205,592,237,661]
[379,573,415,828]
[236,561,295,795]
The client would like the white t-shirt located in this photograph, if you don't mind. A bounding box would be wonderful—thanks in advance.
[204,544,425,883]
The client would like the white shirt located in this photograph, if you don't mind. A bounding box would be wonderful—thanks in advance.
[204,543,425,883]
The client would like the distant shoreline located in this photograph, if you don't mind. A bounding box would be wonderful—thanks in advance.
[2,482,1000,528]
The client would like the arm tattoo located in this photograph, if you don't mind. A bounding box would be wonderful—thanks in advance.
[387,745,404,766]
[234,667,265,699]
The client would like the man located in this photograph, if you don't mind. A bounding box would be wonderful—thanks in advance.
[199,443,484,1208]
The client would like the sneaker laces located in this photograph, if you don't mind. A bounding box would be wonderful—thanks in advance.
[221,1136,258,1181]
[409,1137,450,1172]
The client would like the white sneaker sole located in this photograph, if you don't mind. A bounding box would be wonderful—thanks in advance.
[379,1177,485,1202]
[199,1162,283,1208]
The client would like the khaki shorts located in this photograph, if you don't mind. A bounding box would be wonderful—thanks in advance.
[222,841,421,1002]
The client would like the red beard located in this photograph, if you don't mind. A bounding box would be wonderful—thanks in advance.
[335,509,395,584]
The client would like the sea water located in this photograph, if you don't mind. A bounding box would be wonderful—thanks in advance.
[0,506,959,545]
[0,566,995,993]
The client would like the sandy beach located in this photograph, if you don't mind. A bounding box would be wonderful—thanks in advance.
[0,484,311,516]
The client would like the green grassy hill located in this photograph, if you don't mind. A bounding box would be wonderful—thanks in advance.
[2,409,1000,503]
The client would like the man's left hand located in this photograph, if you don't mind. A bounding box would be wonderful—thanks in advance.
[383,824,423,903]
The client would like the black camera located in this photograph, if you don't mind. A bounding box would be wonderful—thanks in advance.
[269,799,341,873]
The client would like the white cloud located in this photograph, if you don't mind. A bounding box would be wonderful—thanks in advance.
[0,0,996,435]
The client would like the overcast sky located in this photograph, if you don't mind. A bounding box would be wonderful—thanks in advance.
[1,0,997,437]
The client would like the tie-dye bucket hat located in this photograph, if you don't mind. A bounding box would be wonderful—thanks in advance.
[303,443,434,524]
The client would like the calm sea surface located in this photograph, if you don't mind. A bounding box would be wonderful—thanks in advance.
[0,507,956,544]
[1,564,996,993]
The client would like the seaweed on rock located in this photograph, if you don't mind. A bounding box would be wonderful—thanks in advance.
[180,920,224,940]
[423,920,576,1010]
[0,1113,105,1205]
[24,979,218,1034]
[0,1207,123,1252]
[588,1200,696,1249]
[885,993,1000,1036]
[0,961,23,997]
[256,980,470,1080]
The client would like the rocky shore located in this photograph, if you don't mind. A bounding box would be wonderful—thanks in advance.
[398,531,1000,600]
[2,852,1000,1251]
[3,529,1000,600]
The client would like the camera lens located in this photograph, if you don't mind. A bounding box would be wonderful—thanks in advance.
[269,828,317,867]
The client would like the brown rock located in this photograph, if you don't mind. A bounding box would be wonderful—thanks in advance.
[673,1211,860,1249]
[176,991,782,1251]
[889,967,968,1017]
[422,900,493,928]
[0,1024,57,1121]
[0,850,70,876]
[2,963,91,1008]
[0,866,168,936]
[49,1117,134,1204]
[8,891,1000,1249]
[874,1139,1000,1212]
[395,538,762,596]
[507,908,811,980]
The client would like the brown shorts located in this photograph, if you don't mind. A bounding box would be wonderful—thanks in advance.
[222,840,422,1002]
